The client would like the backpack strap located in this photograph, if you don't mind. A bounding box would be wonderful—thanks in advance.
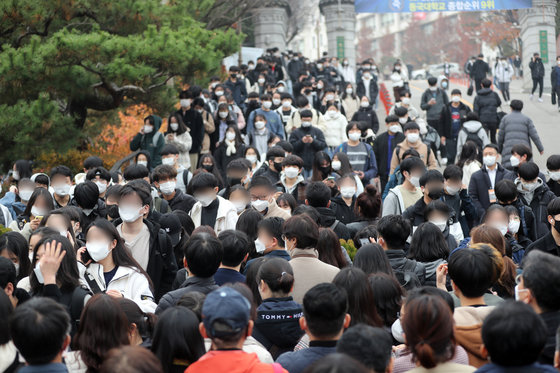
[519,205,528,237]
[84,271,103,294]
[330,219,340,231]
[395,145,402,163]
[152,131,162,147]
[70,287,90,324]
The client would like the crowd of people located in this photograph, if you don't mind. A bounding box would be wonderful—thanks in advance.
[2,48,560,373]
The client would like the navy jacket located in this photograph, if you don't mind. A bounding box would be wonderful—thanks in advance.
[468,164,514,219]
[276,342,337,373]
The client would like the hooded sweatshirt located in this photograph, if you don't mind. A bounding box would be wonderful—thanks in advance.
[456,120,490,156]
[454,306,495,368]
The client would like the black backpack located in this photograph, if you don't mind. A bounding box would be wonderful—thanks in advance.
[394,260,422,291]
[461,127,484,152]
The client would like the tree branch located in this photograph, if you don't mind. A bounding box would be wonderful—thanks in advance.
[14,17,53,47]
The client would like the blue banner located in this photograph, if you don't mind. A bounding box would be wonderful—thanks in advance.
[355,0,533,13]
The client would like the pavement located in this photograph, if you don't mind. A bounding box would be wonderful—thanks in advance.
[374,78,559,171]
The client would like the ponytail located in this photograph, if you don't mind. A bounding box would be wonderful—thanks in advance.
[257,258,294,295]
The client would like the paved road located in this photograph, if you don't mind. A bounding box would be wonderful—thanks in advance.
[373,78,558,171]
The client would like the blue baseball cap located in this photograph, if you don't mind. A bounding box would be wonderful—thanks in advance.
[202,287,251,338]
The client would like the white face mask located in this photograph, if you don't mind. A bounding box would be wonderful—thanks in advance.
[451,96,461,103]
[180,99,191,108]
[325,94,335,101]
[219,111,228,119]
[340,186,356,199]
[429,219,447,232]
[19,189,34,201]
[246,155,258,164]
[170,122,179,131]
[401,97,411,105]
[31,205,47,218]
[262,101,272,109]
[348,132,361,142]
[515,285,529,302]
[284,167,299,179]
[391,318,405,343]
[195,194,215,207]
[254,238,267,254]
[215,90,224,97]
[549,171,560,181]
[363,73,371,80]
[399,117,408,124]
[225,132,236,141]
[407,132,420,143]
[510,155,520,167]
[331,161,342,171]
[159,181,176,195]
[258,78,266,84]
[137,160,148,167]
[272,98,282,106]
[34,262,44,284]
[445,184,460,196]
[86,241,111,262]
[232,201,247,213]
[94,181,107,194]
[327,110,337,119]
[389,124,401,133]
[277,86,285,93]
[301,121,312,128]
[282,101,291,108]
[255,121,266,130]
[53,183,72,197]
[409,176,421,188]
[492,223,508,236]
[483,155,497,167]
[143,125,154,133]
[317,83,324,90]
[346,88,353,94]
[118,205,143,223]
[508,219,520,234]
[162,157,175,166]
[252,199,269,212]
[12,171,20,180]
[522,182,539,192]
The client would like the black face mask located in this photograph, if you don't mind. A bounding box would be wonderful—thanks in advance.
[230,73,237,79]
[227,177,242,187]
[107,205,120,220]
[319,166,331,175]
[428,188,444,201]
[202,164,214,172]
[273,162,283,172]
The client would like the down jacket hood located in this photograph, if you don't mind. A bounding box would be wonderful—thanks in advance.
[463,120,484,133]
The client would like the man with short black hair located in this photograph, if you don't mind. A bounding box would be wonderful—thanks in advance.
[0,257,30,308]
[495,179,537,241]
[373,114,405,190]
[276,283,351,373]
[224,65,247,108]
[253,146,286,185]
[517,250,560,365]
[402,169,445,229]
[10,297,71,372]
[376,215,426,287]
[83,156,104,174]
[442,164,477,237]
[276,155,306,202]
[214,230,248,286]
[383,156,425,216]
[288,110,326,178]
[546,154,560,197]
[305,182,350,240]
[152,164,196,213]
[335,121,378,183]
[447,89,471,164]
[479,301,555,373]
[389,122,437,174]
[160,143,192,194]
[85,167,112,199]
[249,176,291,220]
[336,324,394,373]
[50,165,74,208]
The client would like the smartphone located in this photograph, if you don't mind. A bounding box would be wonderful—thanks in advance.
[35,216,43,221]
[327,176,335,181]
[81,250,94,263]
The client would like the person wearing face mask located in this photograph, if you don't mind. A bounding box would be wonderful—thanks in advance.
[160,144,192,194]
[456,112,489,162]
[339,58,355,84]
[152,165,196,214]
[218,159,252,201]
[189,172,238,235]
[515,162,556,238]
[330,175,359,225]
[77,219,156,313]
[468,144,515,219]
[402,170,446,227]
[248,176,291,220]
[288,111,326,178]
[390,62,408,102]
[247,93,285,140]
[130,115,165,168]
[334,122,377,184]
[383,156,425,217]
[319,88,346,117]
[351,96,379,135]
[245,114,274,159]
[223,65,247,108]
[356,67,379,105]
[115,180,177,301]
[0,178,34,221]
[420,77,450,163]
[320,104,347,154]
[389,122,437,174]
[245,218,290,274]
[275,93,297,128]
[340,83,360,121]
[446,89,472,164]
[525,197,560,260]
[473,79,502,144]
[546,154,560,197]
[494,179,537,242]
[164,113,192,171]
[441,165,478,237]
[373,115,405,191]
[71,181,107,232]
[214,125,246,182]
[388,92,419,120]
[175,90,204,171]
[85,167,112,200]
[10,188,54,240]
[494,57,513,103]
[286,96,327,135]
[49,165,74,209]
[275,155,307,203]
[552,56,560,112]
[253,146,285,185]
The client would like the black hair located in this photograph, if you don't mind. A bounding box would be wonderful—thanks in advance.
[257,257,294,295]
[511,144,532,161]
[482,301,547,366]
[276,141,293,154]
[400,156,425,175]
[119,180,152,207]
[218,230,249,267]
[236,209,263,247]
[258,217,285,248]
[385,114,399,123]
[345,121,360,136]
[184,233,223,278]
[152,165,178,183]
[510,99,523,111]
[409,222,449,262]
[283,214,320,250]
[465,112,479,121]
[450,89,462,96]
[282,155,304,169]
[73,181,99,209]
[336,325,393,373]
[376,215,411,250]
[419,169,444,188]
[353,225,379,249]
[495,179,518,203]
[546,155,560,171]
[243,147,261,162]
[424,200,451,221]
[0,231,31,281]
[23,188,55,218]
[50,165,73,180]
[457,141,480,169]
[32,173,50,187]
[86,167,111,183]
[84,157,104,171]
[190,172,218,194]
[160,144,180,156]
[403,122,420,132]
[427,77,437,86]
[367,273,404,327]
[305,181,331,208]
[265,146,285,161]
[406,286,455,313]
[548,197,560,216]
[14,160,33,180]
[248,176,274,192]
[226,158,251,174]
[123,164,150,181]
[0,288,13,345]
[521,250,560,312]
[303,353,369,373]
[176,291,206,321]
[117,298,156,342]
[302,283,348,339]
[483,143,499,153]
[518,162,539,181]
[300,109,313,119]
[276,193,297,213]
[448,245,496,298]
[10,297,70,364]
[443,164,462,181]
[0,257,16,290]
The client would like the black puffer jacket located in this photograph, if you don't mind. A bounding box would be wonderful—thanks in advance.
[351,105,379,134]
[315,206,351,240]
[473,88,502,126]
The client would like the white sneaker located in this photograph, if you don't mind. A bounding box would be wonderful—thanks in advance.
[441,158,448,166]
[538,98,543,103]
[530,95,534,100]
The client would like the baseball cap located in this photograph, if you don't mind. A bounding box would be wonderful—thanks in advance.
[202,287,251,338]
[159,213,182,246]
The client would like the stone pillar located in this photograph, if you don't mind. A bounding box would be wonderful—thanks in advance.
[519,0,558,91]
[320,0,357,67]
[252,0,291,51]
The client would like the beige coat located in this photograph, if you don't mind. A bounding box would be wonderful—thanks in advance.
[289,248,340,304]
[389,139,438,174]
[200,110,216,154]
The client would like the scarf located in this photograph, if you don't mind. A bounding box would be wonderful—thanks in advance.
[225,139,237,156]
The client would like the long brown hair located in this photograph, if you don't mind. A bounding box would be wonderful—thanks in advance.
[73,294,130,372]
[471,225,516,298]
[316,228,348,269]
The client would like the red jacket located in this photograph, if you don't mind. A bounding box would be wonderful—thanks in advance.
[185,350,287,373]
